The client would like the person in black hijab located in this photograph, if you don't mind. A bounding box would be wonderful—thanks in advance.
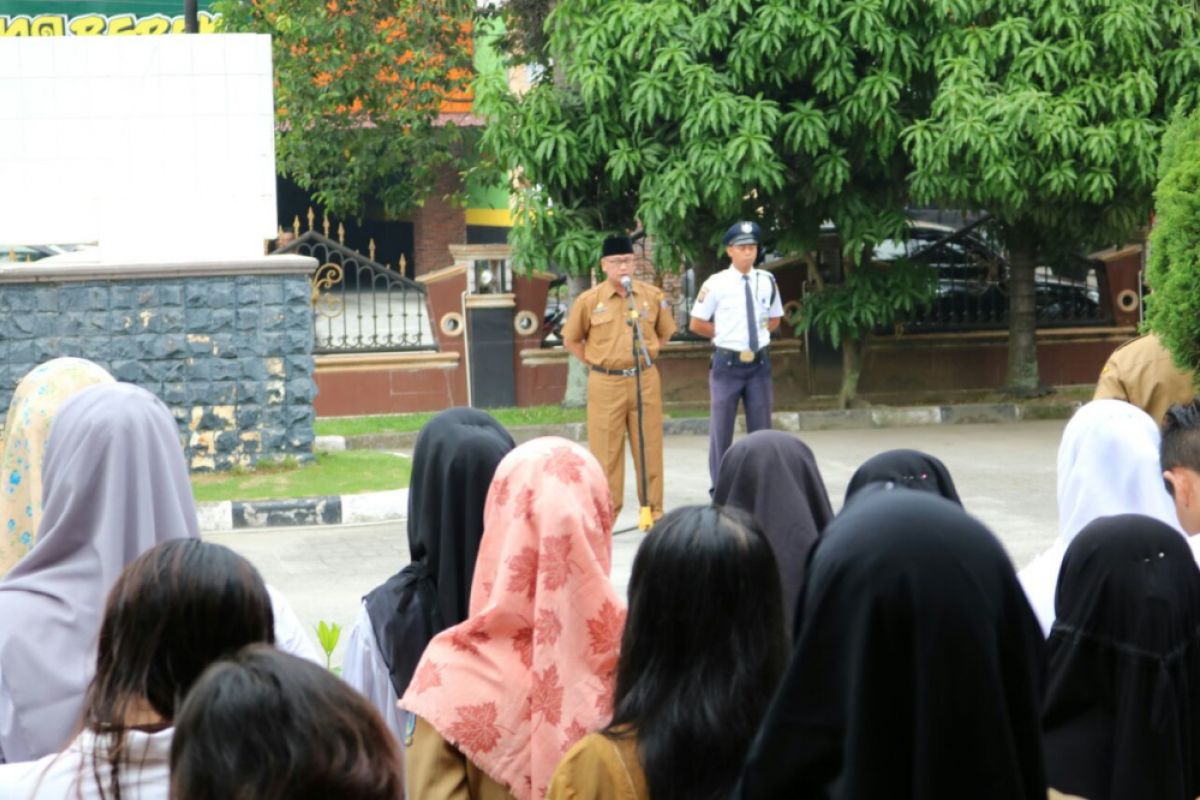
[732,489,1047,800]
[1043,514,1200,800]
[713,430,833,634]
[342,408,515,743]
[843,448,962,506]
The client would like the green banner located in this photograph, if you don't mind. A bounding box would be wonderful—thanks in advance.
[0,1,218,35]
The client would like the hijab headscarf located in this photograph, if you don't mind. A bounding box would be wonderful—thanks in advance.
[713,430,833,633]
[0,383,198,761]
[0,358,114,575]
[1044,514,1200,800]
[1019,399,1183,635]
[364,407,514,697]
[843,448,962,506]
[400,437,624,800]
[733,489,1047,800]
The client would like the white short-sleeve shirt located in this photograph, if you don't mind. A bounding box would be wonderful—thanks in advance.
[689,266,783,352]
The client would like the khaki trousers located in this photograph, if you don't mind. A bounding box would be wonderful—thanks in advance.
[586,367,664,518]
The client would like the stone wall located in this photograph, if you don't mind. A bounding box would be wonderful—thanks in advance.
[0,256,318,471]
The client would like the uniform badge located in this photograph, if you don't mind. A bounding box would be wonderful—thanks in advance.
[595,303,606,313]
[697,287,709,303]
[741,222,753,234]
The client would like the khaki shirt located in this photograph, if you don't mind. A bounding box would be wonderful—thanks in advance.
[1094,333,1196,427]
[562,280,677,370]
[406,715,516,800]
[547,731,648,800]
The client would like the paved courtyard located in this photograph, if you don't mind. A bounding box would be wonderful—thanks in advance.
[207,420,1067,665]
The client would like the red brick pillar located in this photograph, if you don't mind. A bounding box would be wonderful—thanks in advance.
[412,167,466,277]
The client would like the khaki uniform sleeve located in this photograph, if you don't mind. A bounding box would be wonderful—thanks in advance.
[1094,353,1128,402]
[654,288,677,342]
[561,292,591,345]
[546,734,637,800]
[406,715,472,800]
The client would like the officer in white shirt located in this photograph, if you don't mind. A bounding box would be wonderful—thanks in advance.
[689,221,784,488]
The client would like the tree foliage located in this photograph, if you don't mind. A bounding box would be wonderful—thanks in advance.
[474,0,940,279]
[903,0,1200,391]
[1145,109,1200,378]
[797,258,934,348]
[215,0,474,220]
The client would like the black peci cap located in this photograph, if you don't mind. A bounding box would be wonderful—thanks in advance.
[601,236,635,258]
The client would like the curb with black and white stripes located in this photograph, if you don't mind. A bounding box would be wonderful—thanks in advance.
[197,489,407,533]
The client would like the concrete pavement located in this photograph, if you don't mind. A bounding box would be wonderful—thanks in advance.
[206,420,1067,665]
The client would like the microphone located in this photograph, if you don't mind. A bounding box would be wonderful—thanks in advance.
[620,275,632,293]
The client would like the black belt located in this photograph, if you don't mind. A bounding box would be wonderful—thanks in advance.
[591,363,653,377]
[714,347,768,364]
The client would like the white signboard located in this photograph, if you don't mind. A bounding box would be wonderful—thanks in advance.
[0,33,277,261]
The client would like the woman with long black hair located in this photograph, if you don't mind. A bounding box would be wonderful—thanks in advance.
[547,505,787,800]
[171,646,403,800]
[0,539,275,798]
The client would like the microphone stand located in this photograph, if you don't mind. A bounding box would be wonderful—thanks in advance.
[623,277,654,532]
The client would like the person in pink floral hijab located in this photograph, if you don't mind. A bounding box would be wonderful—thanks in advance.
[401,437,625,800]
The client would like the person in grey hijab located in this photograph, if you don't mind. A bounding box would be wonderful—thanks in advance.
[0,382,315,763]
[0,383,198,762]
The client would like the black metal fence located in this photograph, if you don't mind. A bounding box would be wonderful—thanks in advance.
[892,228,1111,331]
[277,230,431,353]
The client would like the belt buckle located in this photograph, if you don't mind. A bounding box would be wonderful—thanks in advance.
[738,349,755,363]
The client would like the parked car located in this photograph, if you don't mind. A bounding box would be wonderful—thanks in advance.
[864,221,1103,328]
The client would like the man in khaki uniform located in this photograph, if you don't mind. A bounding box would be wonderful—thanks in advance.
[1094,332,1195,426]
[562,236,677,520]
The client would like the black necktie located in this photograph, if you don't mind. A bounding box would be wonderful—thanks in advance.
[743,275,759,352]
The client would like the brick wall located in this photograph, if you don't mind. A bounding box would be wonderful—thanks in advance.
[0,269,316,472]
[412,167,467,277]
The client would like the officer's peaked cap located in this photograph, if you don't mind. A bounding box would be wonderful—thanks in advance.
[722,221,761,247]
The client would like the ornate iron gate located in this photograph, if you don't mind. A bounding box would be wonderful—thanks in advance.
[276,211,432,353]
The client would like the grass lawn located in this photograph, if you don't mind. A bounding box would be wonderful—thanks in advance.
[190,450,410,503]
[313,405,590,437]
[313,404,715,437]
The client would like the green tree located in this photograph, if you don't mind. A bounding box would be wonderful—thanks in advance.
[1145,109,1200,379]
[214,0,474,220]
[474,0,941,406]
[903,0,1200,395]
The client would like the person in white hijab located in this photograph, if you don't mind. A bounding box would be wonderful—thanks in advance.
[1018,399,1185,636]
[0,382,317,764]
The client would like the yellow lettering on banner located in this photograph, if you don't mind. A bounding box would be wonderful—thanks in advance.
[2,10,220,36]
[0,16,31,36]
[68,14,106,36]
[31,15,65,36]
[135,14,171,35]
[169,12,218,34]
[107,14,135,35]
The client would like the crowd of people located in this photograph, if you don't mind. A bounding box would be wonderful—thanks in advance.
[3,354,1200,800]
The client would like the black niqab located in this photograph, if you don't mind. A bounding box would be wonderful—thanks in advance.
[843,448,961,506]
[1044,514,1200,800]
[733,490,1046,800]
[713,430,833,634]
[364,408,514,697]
